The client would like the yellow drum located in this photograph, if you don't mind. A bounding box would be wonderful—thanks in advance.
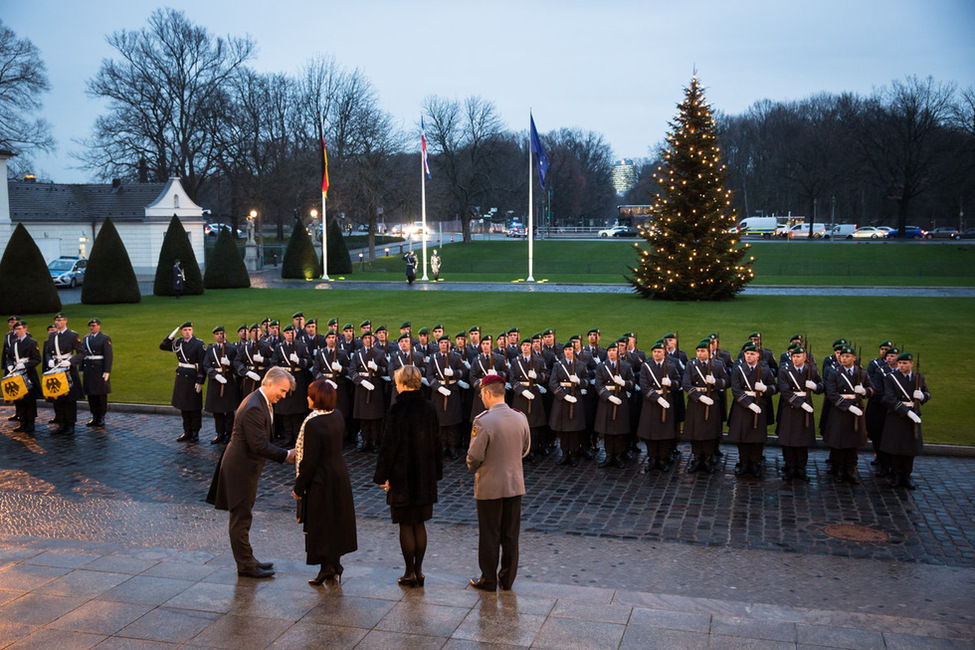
[41,369,71,399]
[2,371,29,402]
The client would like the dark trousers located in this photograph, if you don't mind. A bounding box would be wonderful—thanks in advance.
[181,410,202,434]
[87,394,108,419]
[358,418,382,447]
[691,439,716,460]
[280,413,304,445]
[476,495,522,590]
[228,503,256,571]
[53,397,77,426]
[15,396,37,424]
[782,445,809,472]
[890,455,915,479]
[560,429,586,456]
[440,423,464,452]
[603,434,627,458]
[737,442,764,466]
[831,447,858,476]
[644,438,674,461]
[213,412,234,437]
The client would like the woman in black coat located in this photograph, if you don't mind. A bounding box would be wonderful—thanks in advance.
[374,365,443,587]
[293,379,357,585]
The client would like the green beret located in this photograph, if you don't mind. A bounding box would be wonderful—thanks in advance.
[400,321,411,329]
[250,323,260,331]
[375,325,387,333]
[742,342,758,352]
[398,333,411,341]
[418,327,430,335]
[791,333,803,342]
[180,321,193,329]
[531,332,542,340]
[790,346,806,355]
[520,338,532,346]
[262,317,271,324]
[588,328,600,335]
[269,319,279,327]
[616,337,629,345]
[749,332,760,339]
[434,323,444,330]
[305,318,317,326]
[212,325,225,334]
[833,338,847,348]
[886,347,900,356]
[455,331,467,339]
[663,332,676,339]
[343,323,354,330]
[328,318,338,326]
[8,315,20,321]
[838,345,854,355]
[879,340,894,348]
[897,351,913,361]
[438,335,451,342]
[13,320,26,328]
[569,334,581,341]
[282,324,294,333]
[325,328,337,336]
[542,328,554,336]
[650,340,665,351]
[237,324,248,331]
[508,327,519,334]
[360,319,371,328]
[622,332,633,339]
[54,312,67,319]
[788,341,801,351]
[88,318,101,325]
[292,312,304,318]
[709,333,718,340]
[482,334,493,342]
[696,340,711,349]
[360,330,373,338]
[469,326,481,333]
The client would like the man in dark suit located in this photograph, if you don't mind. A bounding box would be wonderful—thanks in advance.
[209,366,296,578]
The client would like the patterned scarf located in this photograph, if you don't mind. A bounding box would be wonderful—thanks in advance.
[295,409,331,476]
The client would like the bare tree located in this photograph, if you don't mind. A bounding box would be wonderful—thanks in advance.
[82,8,254,198]
[0,19,54,169]
[543,128,616,227]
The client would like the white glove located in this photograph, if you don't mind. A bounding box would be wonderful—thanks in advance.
[908,411,922,424]
[528,369,537,379]
[754,381,767,392]
[221,356,230,366]
[913,389,924,400]
[214,374,227,384]
[58,359,71,368]
[289,353,299,364]
[634,384,641,392]
[48,359,55,368]
[169,327,180,340]
[6,364,13,373]
[368,360,379,371]
[194,383,202,393]
[613,374,624,386]
[564,395,577,404]
[748,403,762,414]
[657,396,670,409]
[14,362,25,371]
[457,380,470,389]
[569,374,580,384]
[253,353,264,363]
[246,371,260,381]
[444,367,454,377]
[326,379,337,389]
[504,382,512,390]
[699,395,714,406]
[538,385,547,394]
[102,372,110,381]
[331,362,342,372]
[705,374,716,385]
[608,395,623,405]
[521,389,535,401]
[421,377,430,386]
[854,385,866,395]
[848,405,863,417]
[804,380,816,390]
[464,360,471,369]
[437,386,451,396]
[661,376,672,387]
[360,379,375,391]
[801,402,814,413]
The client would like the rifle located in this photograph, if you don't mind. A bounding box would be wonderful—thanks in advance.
[913,352,921,439]
[705,352,712,421]
[855,345,866,445]
[661,352,669,423]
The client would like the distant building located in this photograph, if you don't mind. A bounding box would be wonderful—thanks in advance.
[611,159,637,197]
[0,150,206,276]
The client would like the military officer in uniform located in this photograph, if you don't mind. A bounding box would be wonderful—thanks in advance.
[729,341,777,478]
[824,345,874,485]
[682,339,728,473]
[415,327,434,361]
[81,318,112,428]
[508,337,548,463]
[313,327,355,443]
[866,340,897,476]
[387,333,425,408]
[470,335,507,419]
[269,324,311,445]
[349,330,386,452]
[300,318,325,355]
[594,339,634,468]
[234,324,270,397]
[339,323,357,355]
[880,351,928,489]
[45,313,84,435]
[776,346,823,481]
[160,321,206,442]
[204,326,240,444]
[548,342,587,466]
[4,320,41,433]
[637,340,682,472]
[429,334,469,459]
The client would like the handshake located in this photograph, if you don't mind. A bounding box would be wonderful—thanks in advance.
[285,448,297,464]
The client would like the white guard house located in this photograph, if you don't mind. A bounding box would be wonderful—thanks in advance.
[0,151,207,277]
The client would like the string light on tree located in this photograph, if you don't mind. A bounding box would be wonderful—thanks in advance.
[627,73,755,301]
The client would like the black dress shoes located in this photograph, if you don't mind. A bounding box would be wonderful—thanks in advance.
[256,562,273,571]
[12,422,34,433]
[614,456,626,469]
[469,577,496,591]
[597,457,613,469]
[176,433,193,442]
[238,567,275,579]
[556,454,571,466]
[7,414,19,421]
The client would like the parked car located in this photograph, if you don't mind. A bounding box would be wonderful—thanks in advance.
[924,227,960,240]
[48,256,86,288]
[599,225,627,238]
[959,228,975,239]
[852,227,888,240]
[823,224,857,239]
[205,223,244,238]
[887,226,925,239]
[506,224,526,238]
[782,223,828,238]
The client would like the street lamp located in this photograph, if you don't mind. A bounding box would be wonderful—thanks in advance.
[358,252,364,271]
[384,247,390,257]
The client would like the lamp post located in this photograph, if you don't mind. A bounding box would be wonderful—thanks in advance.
[245,210,260,271]
[358,252,364,272]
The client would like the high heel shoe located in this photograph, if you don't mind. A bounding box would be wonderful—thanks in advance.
[415,573,425,587]
[397,573,417,587]
[309,567,330,586]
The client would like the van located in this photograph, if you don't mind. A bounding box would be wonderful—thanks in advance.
[824,224,857,240]
[784,223,828,239]
[737,217,778,238]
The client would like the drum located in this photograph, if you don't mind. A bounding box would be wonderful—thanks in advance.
[2,371,29,402]
[41,368,72,399]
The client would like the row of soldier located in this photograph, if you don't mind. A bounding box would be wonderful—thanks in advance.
[155,314,929,490]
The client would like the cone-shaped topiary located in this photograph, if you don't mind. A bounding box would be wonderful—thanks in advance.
[326,219,352,274]
[0,223,61,314]
[204,228,250,289]
[82,218,141,304]
[153,215,204,296]
[281,220,322,279]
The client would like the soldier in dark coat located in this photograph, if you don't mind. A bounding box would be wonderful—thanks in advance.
[386,333,425,408]
[269,325,312,445]
[824,345,874,484]
[81,318,112,428]
[594,340,635,468]
[312,329,352,432]
[348,330,386,452]
[880,351,929,489]
[172,259,185,298]
[4,320,41,432]
[160,321,206,442]
[428,335,469,459]
[204,326,240,444]
[548,343,588,466]
[637,341,682,472]
[300,319,325,355]
[507,338,549,463]
[470,336,507,419]
[776,346,823,481]
[44,313,84,435]
[339,323,357,356]
[234,324,271,398]
[682,339,728,473]
[663,332,688,449]
[729,342,778,478]
[708,333,734,460]
[866,341,898,477]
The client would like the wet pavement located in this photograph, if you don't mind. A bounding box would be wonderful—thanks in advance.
[1,403,974,648]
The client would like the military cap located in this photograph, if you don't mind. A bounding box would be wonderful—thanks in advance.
[212,325,225,334]
[262,317,271,324]
[237,324,248,332]
[438,335,450,342]
[650,340,665,351]
[360,319,371,328]
[563,341,575,350]
[696,339,711,349]
[343,323,354,330]
[328,318,338,326]
[433,323,444,330]
[879,340,894,348]
[269,319,280,327]
[88,318,101,325]
[616,337,629,345]
[749,332,761,339]
[791,333,803,342]
[46,323,55,331]
[622,332,633,339]
[325,328,338,337]
[375,324,387,333]
[542,328,554,336]
[482,334,493,342]
[180,321,193,329]
[418,327,430,335]
[788,341,801,351]
[833,338,847,348]
[481,374,505,388]
[742,342,758,352]
[282,324,294,333]
[13,320,26,328]
[520,338,532,346]
[292,312,304,319]
[455,331,467,339]
[360,330,374,338]
[305,318,317,326]
[663,332,677,339]
[250,323,261,331]
[887,347,900,356]
[790,346,806,355]
[469,326,481,333]
[398,333,411,341]
[8,315,20,321]
[400,321,411,329]
[709,333,719,340]
[531,332,542,340]
[508,327,519,334]
[54,312,67,319]
[174,258,180,263]
[897,351,913,361]
[569,334,581,341]
[588,328,600,335]
[838,345,854,355]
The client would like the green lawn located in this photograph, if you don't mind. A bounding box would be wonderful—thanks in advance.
[47,290,973,446]
[343,240,975,286]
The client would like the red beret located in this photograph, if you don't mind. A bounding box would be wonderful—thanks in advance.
[480,374,505,387]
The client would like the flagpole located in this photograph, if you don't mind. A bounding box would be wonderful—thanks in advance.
[321,190,329,280]
[421,146,429,282]
[527,111,535,283]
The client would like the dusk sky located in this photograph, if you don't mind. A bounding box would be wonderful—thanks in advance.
[5,0,975,183]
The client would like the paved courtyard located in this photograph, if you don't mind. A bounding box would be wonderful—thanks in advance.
[1,404,973,648]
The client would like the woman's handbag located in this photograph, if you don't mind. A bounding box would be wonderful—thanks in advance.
[296,494,306,523]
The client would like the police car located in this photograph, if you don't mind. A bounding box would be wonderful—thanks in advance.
[48,256,87,288]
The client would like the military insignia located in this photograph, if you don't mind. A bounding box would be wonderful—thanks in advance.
[471,421,478,438]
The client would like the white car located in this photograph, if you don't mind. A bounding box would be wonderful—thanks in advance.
[205,223,244,238]
[852,227,888,240]
[598,225,628,238]
[48,257,87,288]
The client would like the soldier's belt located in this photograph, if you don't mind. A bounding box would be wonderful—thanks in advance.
[53,353,72,361]
[744,391,757,397]
[83,355,104,361]
[794,391,806,397]
[517,381,533,386]
[901,401,915,408]
[559,382,574,387]
[441,379,457,385]
[840,393,855,399]
[178,363,197,370]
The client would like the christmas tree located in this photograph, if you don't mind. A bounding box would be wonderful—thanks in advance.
[628,74,754,300]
